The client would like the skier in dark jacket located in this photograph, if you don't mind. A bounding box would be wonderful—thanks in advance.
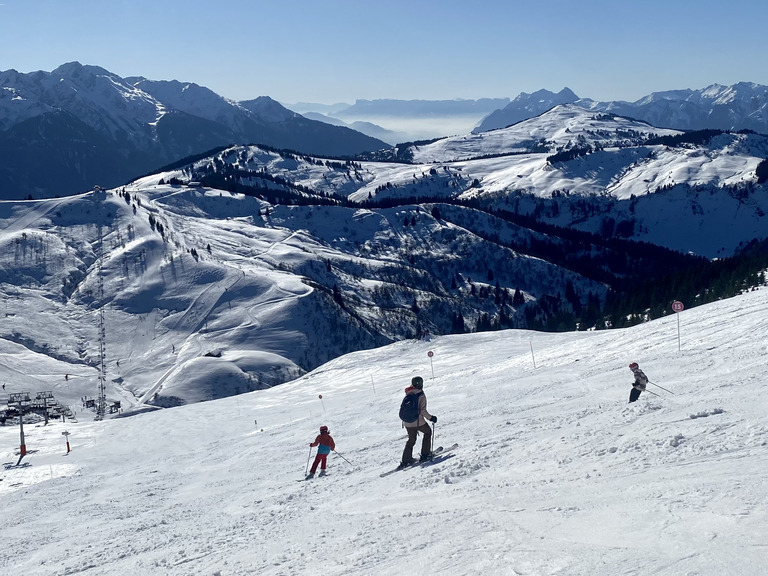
[401,376,437,467]
[628,362,648,402]
[307,425,335,479]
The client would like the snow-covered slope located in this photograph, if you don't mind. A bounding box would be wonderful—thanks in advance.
[1,181,610,408]
[1,286,765,575]
[179,106,768,257]
[472,87,579,134]
[0,63,161,134]
[410,104,679,163]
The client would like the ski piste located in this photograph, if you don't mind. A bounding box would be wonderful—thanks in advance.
[380,443,458,477]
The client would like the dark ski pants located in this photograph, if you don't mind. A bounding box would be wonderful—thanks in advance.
[629,387,643,402]
[402,423,433,462]
[310,453,328,474]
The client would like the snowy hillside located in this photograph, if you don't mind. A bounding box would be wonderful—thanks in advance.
[1,287,766,575]
[407,104,679,163]
[471,88,579,134]
[2,102,768,409]
[178,105,768,257]
[1,180,612,409]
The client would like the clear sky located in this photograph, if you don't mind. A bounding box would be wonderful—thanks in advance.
[1,0,766,105]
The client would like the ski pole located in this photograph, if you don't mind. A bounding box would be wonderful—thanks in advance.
[305,446,314,476]
[333,450,353,467]
[644,388,662,398]
[648,380,675,395]
[432,422,436,453]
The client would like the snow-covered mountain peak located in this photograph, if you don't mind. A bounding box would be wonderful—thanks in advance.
[0,61,161,134]
[633,89,697,106]
[477,82,768,135]
[0,64,391,198]
[239,96,298,123]
[131,78,247,125]
[412,103,677,163]
[515,87,579,104]
[473,89,580,134]
[697,82,766,103]
[52,61,113,79]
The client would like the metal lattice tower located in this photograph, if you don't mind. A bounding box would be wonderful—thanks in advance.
[96,226,107,420]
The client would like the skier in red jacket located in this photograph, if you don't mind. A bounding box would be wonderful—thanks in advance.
[307,425,335,479]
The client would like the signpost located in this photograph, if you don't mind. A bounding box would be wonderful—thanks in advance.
[672,300,684,351]
[427,350,435,379]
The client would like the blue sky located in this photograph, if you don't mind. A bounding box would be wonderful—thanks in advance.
[1,0,766,104]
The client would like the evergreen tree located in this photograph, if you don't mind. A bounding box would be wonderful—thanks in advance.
[756,158,768,184]
[332,284,344,308]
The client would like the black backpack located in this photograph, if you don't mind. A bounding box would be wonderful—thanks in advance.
[399,391,423,423]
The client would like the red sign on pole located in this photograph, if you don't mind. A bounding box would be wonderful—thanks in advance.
[672,301,684,351]
[427,351,435,379]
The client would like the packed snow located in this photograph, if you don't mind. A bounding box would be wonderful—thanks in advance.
[1,284,766,575]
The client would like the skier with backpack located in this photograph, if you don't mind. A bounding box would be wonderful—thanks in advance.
[307,425,335,479]
[399,376,437,468]
[628,362,648,402]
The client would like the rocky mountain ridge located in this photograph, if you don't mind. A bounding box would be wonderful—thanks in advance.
[0,63,390,199]
[474,83,768,134]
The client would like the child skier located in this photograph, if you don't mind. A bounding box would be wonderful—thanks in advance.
[307,425,335,479]
[628,362,648,402]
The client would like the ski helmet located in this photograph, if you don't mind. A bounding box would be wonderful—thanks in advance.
[319,425,329,433]
[629,362,639,370]
[411,376,424,389]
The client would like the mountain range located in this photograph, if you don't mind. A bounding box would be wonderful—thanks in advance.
[3,63,768,200]
[474,83,768,134]
[289,83,768,144]
[1,101,767,407]
[0,63,389,199]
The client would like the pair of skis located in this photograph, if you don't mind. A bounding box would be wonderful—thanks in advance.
[297,442,458,481]
[299,471,329,482]
[379,443,459,477]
